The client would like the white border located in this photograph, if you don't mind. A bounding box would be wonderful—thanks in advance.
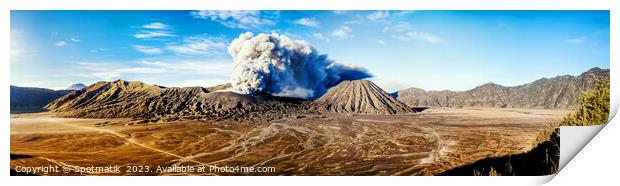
[2,0,615,10]
[2,0,617,186]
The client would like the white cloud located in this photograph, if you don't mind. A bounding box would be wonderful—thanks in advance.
[565,37,585,45]
[312,33,330,42]
[54,41,67,47]
[383,21,442,44]
[392,35,411,42]
[370,78,411,93]
[343,20,361,25]
[367,11,390,21]
[332,26,352,39]
[11,48,22,63]
[190,10,276,30]
[406,32,442,44]
[294,18,320,27]
[377,39,386,45]
[165,35,227,55]
[393,10,415,16]
[70,38,80,42]
[333,10,349,15]
[76,61,167,80]
[134,22,173,40]
[133,45,163,54]
[134,31,175,39]
[88,48,108,53]
[176,79,231,88]
[11,29,27,63]
[366,11,412,23]
[139,60,231,76]
[75,60,232,82]
[143,22,168,29]
[392,32,442,43]
[388,21,413,33]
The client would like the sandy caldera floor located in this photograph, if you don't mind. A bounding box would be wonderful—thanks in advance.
[10,108,565,176]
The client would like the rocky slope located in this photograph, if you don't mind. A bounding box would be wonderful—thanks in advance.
[206,83,232,92]
[45,79,414,120]
[10,86,72,113]
[314,80,413,114]
[45,80,310,121]
[393,67,609,109]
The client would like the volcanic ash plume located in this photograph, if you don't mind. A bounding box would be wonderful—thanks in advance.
[228,32,372,99]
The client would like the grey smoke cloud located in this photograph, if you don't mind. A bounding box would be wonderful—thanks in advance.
[228,32,372,99]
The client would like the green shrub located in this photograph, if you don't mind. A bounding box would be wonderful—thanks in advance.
[561,78,610,126]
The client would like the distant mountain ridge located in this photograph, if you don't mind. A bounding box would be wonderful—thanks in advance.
[392,67,610,109]
[10,86,72,113]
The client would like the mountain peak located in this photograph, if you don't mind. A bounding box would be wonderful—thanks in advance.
[581,67,609,77]
[586,67,602,72]
[89,79,158,92]
[66,83,86,90]
[480,82,501,87]
[315,80,412,114]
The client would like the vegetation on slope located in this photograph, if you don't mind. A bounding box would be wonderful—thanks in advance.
[561,78,610,126]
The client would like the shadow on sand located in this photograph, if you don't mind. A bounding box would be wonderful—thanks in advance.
[10,153,38,176]
[439,128,560,176]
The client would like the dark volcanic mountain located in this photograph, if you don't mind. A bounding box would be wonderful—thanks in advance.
[314,80,413,114]
[45,80,310,121]
[10,86,72,113]
[393,67,610,109]
[45,79,414,120]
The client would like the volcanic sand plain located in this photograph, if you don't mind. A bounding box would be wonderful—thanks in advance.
[10,108,565,175]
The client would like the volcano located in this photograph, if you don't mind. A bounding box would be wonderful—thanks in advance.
[45,80,309,120]
[314,80,413,114]
[44,79,413,120]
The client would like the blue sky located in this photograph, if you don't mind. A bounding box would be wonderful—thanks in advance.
[10,10,609,92]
